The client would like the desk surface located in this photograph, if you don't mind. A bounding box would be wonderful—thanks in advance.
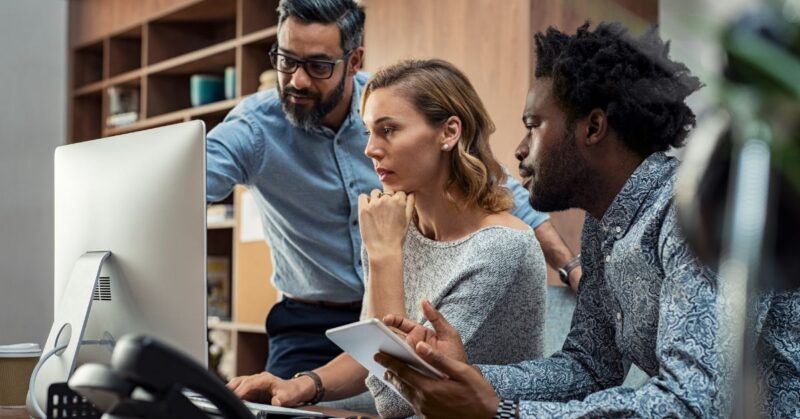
[0,405,373,418]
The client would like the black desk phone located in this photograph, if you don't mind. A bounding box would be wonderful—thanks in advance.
[68,334,256,419]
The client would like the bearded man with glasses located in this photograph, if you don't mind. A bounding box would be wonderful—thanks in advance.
[207,1,573,410]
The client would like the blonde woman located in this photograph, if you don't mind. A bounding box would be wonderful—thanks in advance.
[228,59,546,418]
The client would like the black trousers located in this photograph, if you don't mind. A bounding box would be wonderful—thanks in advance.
[264,298,361,379]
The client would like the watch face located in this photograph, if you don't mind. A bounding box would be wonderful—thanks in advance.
[558,269,569,284]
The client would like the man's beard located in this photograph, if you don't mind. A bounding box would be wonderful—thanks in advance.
[525,125,591,212]
[278,71,347,132]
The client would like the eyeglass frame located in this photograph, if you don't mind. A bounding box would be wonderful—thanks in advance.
[268,43,353,80]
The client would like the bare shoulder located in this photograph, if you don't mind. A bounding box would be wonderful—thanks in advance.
[481,211,531,232]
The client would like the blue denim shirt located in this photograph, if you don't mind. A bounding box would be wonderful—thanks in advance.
[206,72,548,302]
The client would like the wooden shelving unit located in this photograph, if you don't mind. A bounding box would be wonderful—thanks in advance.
[69,0,279,143]
[68,0,281,379]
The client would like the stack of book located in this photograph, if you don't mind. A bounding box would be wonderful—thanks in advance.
[106,86,139,127]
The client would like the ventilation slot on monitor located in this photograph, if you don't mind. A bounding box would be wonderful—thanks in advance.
[93,276,112,301]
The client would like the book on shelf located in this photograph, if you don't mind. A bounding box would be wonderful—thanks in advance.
[207,204,234,224]
[106,111,139,127]
[106,86,140,127]
[207,256,231,319]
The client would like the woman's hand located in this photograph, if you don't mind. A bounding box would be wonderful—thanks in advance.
[357,189,415,260]
[227,371,316,406]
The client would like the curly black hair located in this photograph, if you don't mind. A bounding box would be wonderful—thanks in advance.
[534,22,702,156]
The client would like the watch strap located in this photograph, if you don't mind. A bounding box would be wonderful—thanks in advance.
[494,398,518,419]
[558,254,581,285]
[293,370,325,405]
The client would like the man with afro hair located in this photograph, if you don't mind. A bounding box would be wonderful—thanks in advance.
[371,21,796,418]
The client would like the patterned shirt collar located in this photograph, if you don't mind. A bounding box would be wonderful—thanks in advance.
[599,151,676,237]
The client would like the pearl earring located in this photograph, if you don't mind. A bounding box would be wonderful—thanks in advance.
[442,144,450,150]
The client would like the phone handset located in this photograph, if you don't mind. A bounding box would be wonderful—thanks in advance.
[69,334,255,419]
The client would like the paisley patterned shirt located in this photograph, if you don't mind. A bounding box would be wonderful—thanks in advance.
[479,152,728,417]
[756,287,800,418]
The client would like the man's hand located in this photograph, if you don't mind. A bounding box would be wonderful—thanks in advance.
[383,299,467,363]
[375,342,499,419]
[226,372,315,406]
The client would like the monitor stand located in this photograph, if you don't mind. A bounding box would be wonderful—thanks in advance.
[27,251,111,417]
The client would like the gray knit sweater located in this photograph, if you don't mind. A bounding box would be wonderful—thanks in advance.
[360,223,547,418]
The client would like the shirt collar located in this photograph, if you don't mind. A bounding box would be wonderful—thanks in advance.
[599,151,676,237]
[308,74,364,138]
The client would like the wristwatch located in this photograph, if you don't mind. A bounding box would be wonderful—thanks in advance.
[293,370,325,405]
[494,398,519,418]
[558,254,581,285]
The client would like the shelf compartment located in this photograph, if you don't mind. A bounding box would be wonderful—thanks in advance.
[104,113,184,137]
[240,34,276,96]
[208,227,233,320]
[147,0,237,65]
[73,41,104,88]
[108,26,143,77]
[71,92,103,143]
[235,332,269,375]
[240,0,279,35]
[105,97,240,137]
[147,48,235,117]
[105,78,142,130]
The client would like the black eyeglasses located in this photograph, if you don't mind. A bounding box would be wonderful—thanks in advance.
[268,44,352,80]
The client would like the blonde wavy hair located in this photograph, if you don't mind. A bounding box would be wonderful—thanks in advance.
[360,59,512,213]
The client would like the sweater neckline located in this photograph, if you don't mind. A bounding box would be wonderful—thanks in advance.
[407,222,533,248]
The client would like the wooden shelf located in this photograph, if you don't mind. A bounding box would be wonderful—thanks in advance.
[106,69,143,88]
[239,26,279,46]
[73,80,104,97]
[105,97,240,136]
[148,40,237,75]
[208,220,235,229]
[208,319,265,334]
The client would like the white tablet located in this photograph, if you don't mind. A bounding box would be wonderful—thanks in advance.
[326,318,446,399]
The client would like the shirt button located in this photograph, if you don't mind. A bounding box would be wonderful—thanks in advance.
[352,219,358,226]
[616,312,622,321]
[605,255,611,262]
[349,181,355,188]
[615,226,622,233]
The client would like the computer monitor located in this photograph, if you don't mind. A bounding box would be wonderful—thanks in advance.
[29,121,208,413]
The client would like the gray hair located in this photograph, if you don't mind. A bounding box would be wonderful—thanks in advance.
[277,0,365,52]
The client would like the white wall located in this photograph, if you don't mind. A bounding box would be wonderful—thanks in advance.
[0,0,67,345]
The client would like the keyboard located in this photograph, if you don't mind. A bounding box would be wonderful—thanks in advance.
[184,391,327,418]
